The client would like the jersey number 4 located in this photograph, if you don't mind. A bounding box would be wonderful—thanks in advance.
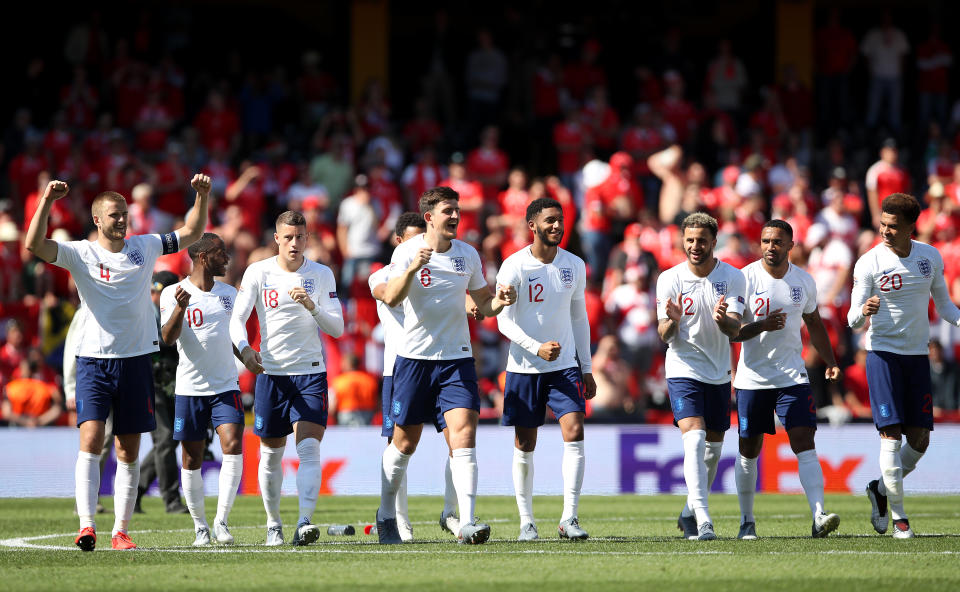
[99,264,111,281]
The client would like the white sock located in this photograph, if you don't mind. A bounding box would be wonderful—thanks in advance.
[561,441,585,522]
[681,430,711,525]
[450,448,478,531]
[112,460,139,535]
[182,468,207,529]
[442,456,457,515]
[681,440,722,517]
[215,454,242,524]
[258,444,284,528]
[879,438,905,520]
[796,449,825,518]
[295,438,322,525]
[75,451,100,530]
[880,442,925,496]
[396,471,409,523]
[379,443,410,520]
[512,448,535,525]
[735,454,758,525]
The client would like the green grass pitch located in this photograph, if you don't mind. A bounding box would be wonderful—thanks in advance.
[2,494,959,591]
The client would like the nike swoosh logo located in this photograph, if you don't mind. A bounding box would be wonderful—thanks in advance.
[881,268,895,275]
[529,276,540,282]
[755,289,767,295]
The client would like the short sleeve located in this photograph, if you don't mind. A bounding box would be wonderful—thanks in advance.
[159,284,178,326]
[802,274,819,315]
[726,268,747,316]
[388,241,415,281]
[740,270,755,323]
[467,248,486,291]
[655,269,676,320]
[495,257,519,291]
[52,240,82,271]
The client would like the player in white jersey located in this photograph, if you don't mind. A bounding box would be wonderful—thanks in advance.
[656,212,745,540]
[369,212,473,541]
[160,233,257,546]
[230,210,344,546]
[496,197,595,541]
[376,186,516,545]
[25,175,210,551]
[848,193,960,539]
[731,220,842,539]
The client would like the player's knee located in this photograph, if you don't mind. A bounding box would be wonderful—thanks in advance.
[906,431,930,453]
[738,437,762,458]
[562,424,584,443]
[786,429,816,455]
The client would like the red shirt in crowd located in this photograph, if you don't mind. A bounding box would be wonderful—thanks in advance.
[553,121,586,175]
[467,147,509,201]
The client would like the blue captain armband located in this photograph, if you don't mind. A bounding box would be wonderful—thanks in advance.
[160,232,180,255]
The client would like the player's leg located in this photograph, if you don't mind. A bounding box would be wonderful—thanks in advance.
[672,380,723,539]
[213,417,244,544]
[286,373,330,546]
[866,351,911,536]
[174,394,213,545]
[552,368,588,540]
[734,388,773,539]
[438,358,487,543]
[379,376,411,538]
[502,371,544,538]
[439,427,459,535]
[74,357,115,550]
[254,374,293,545]
[110,354,157,550]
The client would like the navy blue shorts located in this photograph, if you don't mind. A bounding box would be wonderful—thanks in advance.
[381,376,394,438]
[173,391,245,441]
[866,351,934,430]
[391,356,479,428]
[254,373,328,438]
[502,367,586,428]
[735,384,817,437]
[667,378,731,432]
[75,354,156,435]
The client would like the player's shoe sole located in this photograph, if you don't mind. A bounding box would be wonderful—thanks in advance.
[75,527,96,552]
[292,522,320,546]
[866,479,889,534]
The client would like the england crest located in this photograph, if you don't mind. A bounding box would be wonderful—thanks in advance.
[712,281,727,297]
[917,257,932,278]
[453,256,466,274]
[790,286,803,304]
[219,295,233,311]
[559,267,574,287]
[127,249,144,266]
[302,278,316,294]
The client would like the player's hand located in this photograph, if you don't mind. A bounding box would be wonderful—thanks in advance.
[761,308,786,332]
[240,347,265,375]
[408,247,433,272]
[42,180,69,201]
[824,365,842,382]
[665,294,683,322]
[467,302,484,321]
[862,295,880,317]
[537,340,562,361]
[713,295,728,323]
[582,372,597,400]
[495,283,517,307]
[173,286,191,309]
[288,287,315,311]
[190,173,212,198]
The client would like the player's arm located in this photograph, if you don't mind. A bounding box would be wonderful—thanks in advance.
[657,294,683,342]
[382,246,432,307]
[172,174,211,250]
[25,180,69,263]
[803,308,842,381]
[572,293,596,399]
[469,283,517,318]
[495,285,548,357]
[847,259,877,328]
[732,308,786,342]
[716,271,746,338]
[930,257,960,327]
[289,272,344,338]
[229,271,264,374]
[160,286,190,345]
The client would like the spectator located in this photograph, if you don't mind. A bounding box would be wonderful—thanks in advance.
[861,11,910,134]
[705,39,748,119]
[842,349,873,419]
[814,8,857,135]
[127,183,173,236]
[2,348,64,427]
[589,335,631,420]
[864,138,910,226]
[336,176,381,297]
[465,28,508,133]
[329,353,379,426]
[930,340,959,416]
[916,22,952,133]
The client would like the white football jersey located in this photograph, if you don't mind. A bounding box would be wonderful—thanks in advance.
[53,232,180,358]
[656,259,746,384]
[231,256,342,375]
[160,279,240,396]
[849,240,960,355]
[388,234,486,360]
[496,246,592,374]
[734,262,818,389]
[369,265,404,376]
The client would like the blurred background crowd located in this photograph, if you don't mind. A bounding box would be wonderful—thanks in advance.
[2,1,960,431]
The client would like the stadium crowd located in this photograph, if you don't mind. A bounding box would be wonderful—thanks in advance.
[2,6,960,430]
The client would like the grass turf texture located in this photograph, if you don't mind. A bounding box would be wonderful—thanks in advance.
[2,494,959,591]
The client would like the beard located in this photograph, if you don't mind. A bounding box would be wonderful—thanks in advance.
[536,226,562,247]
